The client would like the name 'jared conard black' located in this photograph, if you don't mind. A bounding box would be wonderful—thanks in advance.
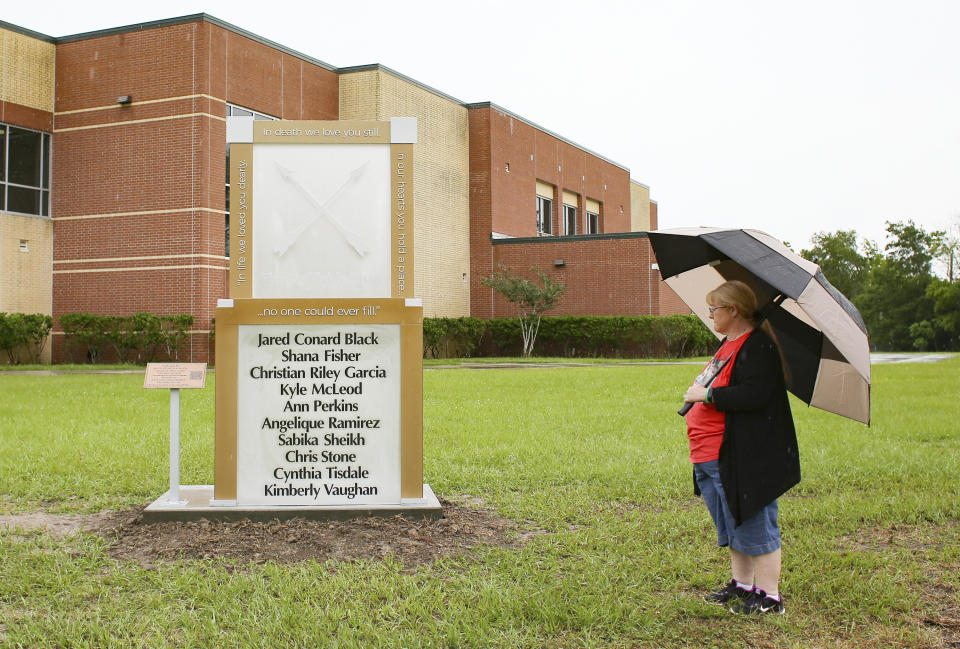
[257,332,380,347]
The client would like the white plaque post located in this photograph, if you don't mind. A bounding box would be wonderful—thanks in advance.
[143,363,207,508]
[168,388,184,505]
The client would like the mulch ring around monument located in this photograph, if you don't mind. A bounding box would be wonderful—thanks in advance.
[0,496,540,569]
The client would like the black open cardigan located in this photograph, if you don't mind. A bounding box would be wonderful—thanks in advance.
[701,328,801,526]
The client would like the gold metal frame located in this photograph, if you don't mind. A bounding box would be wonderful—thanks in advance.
[214,298,423,501]
[228,121,414,300]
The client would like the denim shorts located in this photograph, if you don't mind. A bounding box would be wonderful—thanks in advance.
[693,459,781,555]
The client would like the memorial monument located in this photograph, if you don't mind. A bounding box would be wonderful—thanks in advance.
[144,116,439,521]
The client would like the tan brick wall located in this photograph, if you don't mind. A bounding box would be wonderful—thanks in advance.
[630,181,652,232]
[0,213,54,362]
[0,28,55,112]
[338,69,471,317]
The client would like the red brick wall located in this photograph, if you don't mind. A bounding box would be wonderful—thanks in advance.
[478,106,632,238]
[50,18,339,362]
[484,235,661,318]
[1,101,53,131]
[214,28,339,120]
[469,105,641,319]
[658,280,691,316]
[468,108,494,318]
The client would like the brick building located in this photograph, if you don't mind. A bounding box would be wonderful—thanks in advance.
[0,14,685,364]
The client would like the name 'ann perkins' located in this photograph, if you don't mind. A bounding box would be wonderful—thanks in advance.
[280,397,358,413]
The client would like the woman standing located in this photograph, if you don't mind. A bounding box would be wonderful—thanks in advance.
[682,280,800,615]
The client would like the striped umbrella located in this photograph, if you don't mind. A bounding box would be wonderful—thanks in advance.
[648,227,871,424]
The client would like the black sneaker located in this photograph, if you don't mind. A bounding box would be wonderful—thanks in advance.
[729,589,785,615]
[704,579,753,604]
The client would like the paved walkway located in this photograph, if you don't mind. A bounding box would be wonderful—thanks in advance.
[868,352,956,364]
[0,354,954,375]
[424,360,703,370]
[426,353,955,370]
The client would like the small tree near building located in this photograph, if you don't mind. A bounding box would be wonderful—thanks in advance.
[481,265,566,357]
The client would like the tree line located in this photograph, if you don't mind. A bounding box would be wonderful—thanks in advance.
[801,219,960,351]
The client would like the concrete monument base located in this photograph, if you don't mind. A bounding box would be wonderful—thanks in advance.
[143,484,442,523]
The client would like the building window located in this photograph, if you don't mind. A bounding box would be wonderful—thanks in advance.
[586,211,599,234]
[0,124,51,217]
[563,204,576,235]
[562,190,579,236]
[225,105,277,255]
[536,195,553,235]
[226,105,277,121]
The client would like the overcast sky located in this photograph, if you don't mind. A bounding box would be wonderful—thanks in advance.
[7,0,959,252]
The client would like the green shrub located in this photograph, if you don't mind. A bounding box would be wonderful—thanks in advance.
[59,312,195,364]
[421,317,487,358]
[162,314,195,361]
[59,313,108,363]
[0,312,53,364]
[422,317,446,359]
[422,314,715,359]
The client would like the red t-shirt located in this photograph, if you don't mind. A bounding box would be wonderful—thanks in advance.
[685,331,752,463]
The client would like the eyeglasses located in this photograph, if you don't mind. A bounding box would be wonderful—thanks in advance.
[708,305,729,315]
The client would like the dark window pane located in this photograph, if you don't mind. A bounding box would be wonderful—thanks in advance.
[564,205,576,235]
[7,185,42,215]
[42,190,49,217]
[42,133,51,189]
[587,212,599,234]
[537,196,552,234]
[9,127,43,187]
[0,126,6,181]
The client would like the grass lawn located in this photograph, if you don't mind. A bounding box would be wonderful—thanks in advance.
[0,357,957,648]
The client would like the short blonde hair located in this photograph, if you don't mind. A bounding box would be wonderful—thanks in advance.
[708,280,790,382]
[706,280,759,322]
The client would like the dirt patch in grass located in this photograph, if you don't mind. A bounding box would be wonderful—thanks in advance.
[919,574,960,649]
[0,511,115,539]
[1,496,538,569]
[838,521,960,649]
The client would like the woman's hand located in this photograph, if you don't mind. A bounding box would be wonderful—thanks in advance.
[684,385,708,403]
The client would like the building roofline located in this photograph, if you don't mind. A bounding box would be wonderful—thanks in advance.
[491,231,650,245]
[337,69,632,174]
[7,14,641,179]
[337,64,468,106]
[0,19,56,42]
[466,101,630,172]
[54,14,338,71]
[630,179,651,190]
